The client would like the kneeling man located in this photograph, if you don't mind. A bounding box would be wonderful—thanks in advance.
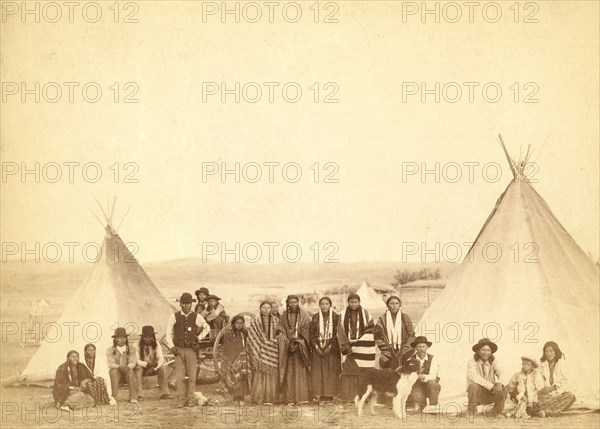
[467,338,506,417]
[408,336,441,412]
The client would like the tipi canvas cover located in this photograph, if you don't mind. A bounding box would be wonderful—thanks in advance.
[419,176,599,409]
[20,227,175,382]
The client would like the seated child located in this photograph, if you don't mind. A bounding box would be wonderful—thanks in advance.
[506,355,545,419]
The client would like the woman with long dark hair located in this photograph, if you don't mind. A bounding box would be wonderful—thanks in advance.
[374,296,416,370]
[81,344,113,406]
[219,315,251,403]
[247,301,280,405]
[337,293,376,370]
[53,350,95,410]
[277,295,312,404]
[537,341,576,415]
[309,296,341,402]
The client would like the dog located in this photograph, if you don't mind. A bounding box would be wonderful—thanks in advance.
[355,356,421,419]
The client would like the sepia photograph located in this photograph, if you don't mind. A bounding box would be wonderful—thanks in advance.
[1,1,599,428]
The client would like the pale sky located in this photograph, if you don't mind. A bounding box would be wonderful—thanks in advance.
[2,1,598,264]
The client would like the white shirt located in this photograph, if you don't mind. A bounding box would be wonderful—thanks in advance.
[415,353,440,381]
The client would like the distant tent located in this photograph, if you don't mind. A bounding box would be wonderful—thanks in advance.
[419,138,600,410]
[356,279,386,314]
[18,204,175,383]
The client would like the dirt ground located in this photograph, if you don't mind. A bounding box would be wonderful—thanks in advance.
[1,339,599,429]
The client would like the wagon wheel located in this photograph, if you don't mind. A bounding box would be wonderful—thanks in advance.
[213,312,257,386]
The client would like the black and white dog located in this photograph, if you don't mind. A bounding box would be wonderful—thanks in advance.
[355,356,421,419]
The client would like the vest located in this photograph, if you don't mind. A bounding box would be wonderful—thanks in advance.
[419,353,440,381]
[173,311,199,348]
[420,353,434,374]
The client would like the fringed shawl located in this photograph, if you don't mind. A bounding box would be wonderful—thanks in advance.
[247,314,279,375]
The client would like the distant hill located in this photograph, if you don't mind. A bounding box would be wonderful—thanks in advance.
[1,259,456,320]
[144,258,454,287]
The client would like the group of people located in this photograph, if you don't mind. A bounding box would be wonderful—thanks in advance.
[53,290,577,419]
[468,338,577,418]
[53,325,174,410]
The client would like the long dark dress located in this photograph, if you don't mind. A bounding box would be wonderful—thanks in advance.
[53,362,93,405]
[278,309,312,403]
[309,310,341,398]
[220,327,251,400]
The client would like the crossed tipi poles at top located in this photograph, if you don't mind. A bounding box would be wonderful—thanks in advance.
[89,196,131,234]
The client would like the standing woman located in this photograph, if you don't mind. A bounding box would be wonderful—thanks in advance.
[219,315,252,403]
[270,301,281,319]
[309,296,341,402]
[53,350,95,410]
[247,302,280,404]
[278,295,312,404]
[337,293,376,371]
[374,296,416,370]
[538,341,576,416]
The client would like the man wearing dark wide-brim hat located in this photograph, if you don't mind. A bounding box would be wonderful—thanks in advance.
[165,293,210,408]
[407,336,441,412]
[467,338,507,417]
[106,327,138,404]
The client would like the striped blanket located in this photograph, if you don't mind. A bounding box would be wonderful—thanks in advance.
[247,315,279,375]
[338,308,376,368]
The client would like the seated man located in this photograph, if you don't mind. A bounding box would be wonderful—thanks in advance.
[201,295,229,340]
[134,325,173,401]
[467,338,506,417]
[408,336,441,412]
[106,327,138,404]
[194,287,210,314]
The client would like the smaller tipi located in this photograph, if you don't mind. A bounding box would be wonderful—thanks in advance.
[18,201,176,383]
[356,279,387,314]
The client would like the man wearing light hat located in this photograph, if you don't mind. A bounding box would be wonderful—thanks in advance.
[466,338,507,417]
[408,336,441,412]
[165,293,210,408]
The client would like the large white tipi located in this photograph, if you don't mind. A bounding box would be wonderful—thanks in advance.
[19,212,175,383]
[419,140,600,410]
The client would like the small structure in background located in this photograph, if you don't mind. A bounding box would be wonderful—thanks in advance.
[21,300,53,347]
[398,279,446,307]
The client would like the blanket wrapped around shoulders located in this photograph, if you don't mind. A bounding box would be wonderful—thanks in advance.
[277,309,312,384]
[218,325,252,394]
[247,314,280,376]
[337,308,376,369]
